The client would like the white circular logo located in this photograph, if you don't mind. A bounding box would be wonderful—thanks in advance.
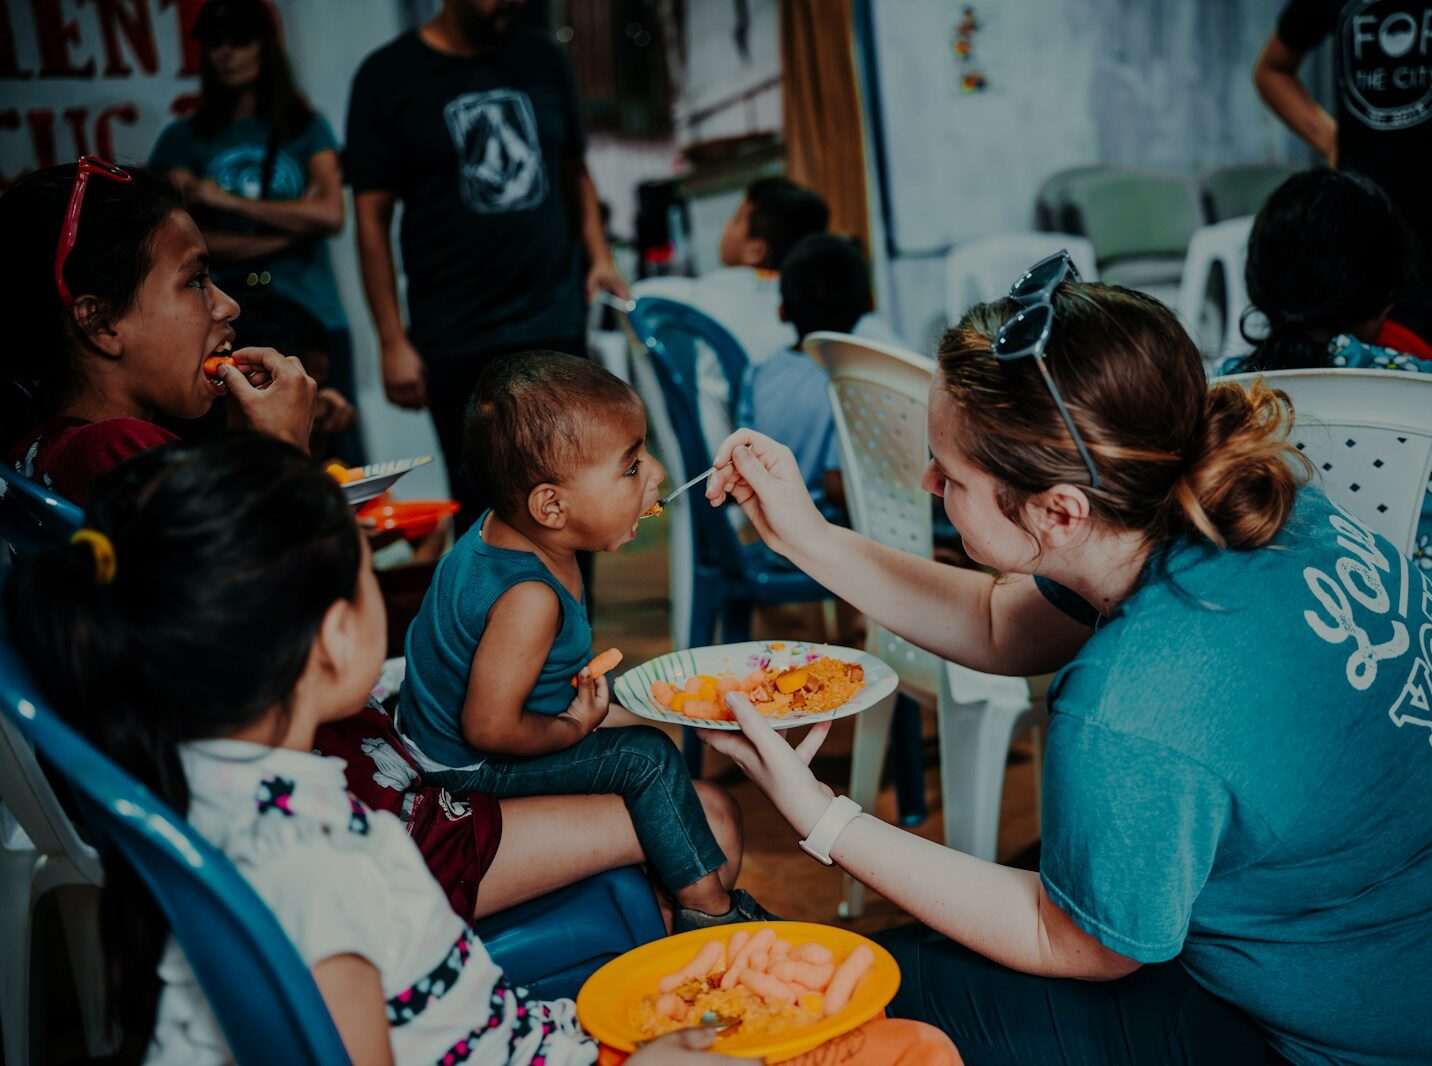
[1340,1,1432,131]
[1379,12,1417,58]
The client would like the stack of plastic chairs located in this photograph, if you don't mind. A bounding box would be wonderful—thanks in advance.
[1176,216,1257,368]
[1060,169,1207,305]
[804,332,1043,916]
[1200,163,1298,223]
[1033,164,1133,233]
[945,234,1098,326]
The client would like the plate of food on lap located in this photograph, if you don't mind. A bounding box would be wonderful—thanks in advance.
[613,641,897,730]
[576,921,899,1062]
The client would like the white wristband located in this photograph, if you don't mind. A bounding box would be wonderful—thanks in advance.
[798,795,863,866]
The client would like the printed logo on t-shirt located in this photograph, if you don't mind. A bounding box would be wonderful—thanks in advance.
[1299,499,1432,748]
[206,144,306,200]
[1338,1,1432,130]
[442,88,549,214]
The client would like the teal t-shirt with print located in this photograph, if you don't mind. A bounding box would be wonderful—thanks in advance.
[150,114,348,331]
[1038,487,1432,1065]
[399,511,590,770]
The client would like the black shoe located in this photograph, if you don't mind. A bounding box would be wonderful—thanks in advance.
[672,888,781,933]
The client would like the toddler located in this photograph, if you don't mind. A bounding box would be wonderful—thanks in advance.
[400,352,773,931]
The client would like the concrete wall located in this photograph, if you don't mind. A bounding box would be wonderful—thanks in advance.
[862,0,1320,346]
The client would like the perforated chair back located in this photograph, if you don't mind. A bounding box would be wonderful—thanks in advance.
[0,465,83,555]
[944,234,1098,326]
[805,332,943,695]
[1214,369,1432,556]
[0,637,351,1066]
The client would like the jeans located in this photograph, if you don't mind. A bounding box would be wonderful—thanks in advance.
[425,725,726,894]
[876,925,1286,1066]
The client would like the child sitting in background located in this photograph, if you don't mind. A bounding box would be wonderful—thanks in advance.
[399,352,774,931]
[1223,167,1431,376]
[1220,166,1432,566]
[737,234,879,510]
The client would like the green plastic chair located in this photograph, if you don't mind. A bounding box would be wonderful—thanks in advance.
[1201,164,1299,223]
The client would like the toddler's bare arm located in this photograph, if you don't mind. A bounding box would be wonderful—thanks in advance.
[461,582,590,756]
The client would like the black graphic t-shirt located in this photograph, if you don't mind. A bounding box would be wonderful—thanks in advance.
[1278,0,1432,250]
[346,28,587,361]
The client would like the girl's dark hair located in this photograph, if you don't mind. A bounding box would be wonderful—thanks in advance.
[1242,168,1408,372]
[3,433,364,1035]
[0,163,184,448]
[942,283,1311,552]
[190,30,315,143]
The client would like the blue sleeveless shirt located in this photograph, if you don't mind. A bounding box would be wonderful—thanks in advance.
[399,512,591,769]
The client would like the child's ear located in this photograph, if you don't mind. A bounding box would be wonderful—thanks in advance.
[309,596,354,685]
[528,484,567,530]
[744,238,771,269]
[72,297,123,359]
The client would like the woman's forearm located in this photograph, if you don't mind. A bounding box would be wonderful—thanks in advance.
[786,522,1008,668]
[217,188,343,237]
[827,813,1137,980]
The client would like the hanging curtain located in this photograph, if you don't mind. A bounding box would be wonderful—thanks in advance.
[778,0,871,255]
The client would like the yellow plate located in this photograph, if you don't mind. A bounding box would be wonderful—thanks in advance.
[576,921,900,1063]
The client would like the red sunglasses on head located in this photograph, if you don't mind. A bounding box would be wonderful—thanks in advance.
[54,155,133,309]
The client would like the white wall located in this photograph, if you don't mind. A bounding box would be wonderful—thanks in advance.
[862,0,1315,346]
[677,0,781,142]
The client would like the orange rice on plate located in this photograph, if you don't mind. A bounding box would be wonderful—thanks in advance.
[650,657,865,722]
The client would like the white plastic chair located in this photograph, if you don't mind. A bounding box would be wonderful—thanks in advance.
[0,713,117,1066]
[945,234,1098,326]
[805,332,1041,916]
[1214,369,1432,556]
[1177,217,1257,368]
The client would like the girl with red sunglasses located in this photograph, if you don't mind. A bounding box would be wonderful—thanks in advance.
[0,158,316,505]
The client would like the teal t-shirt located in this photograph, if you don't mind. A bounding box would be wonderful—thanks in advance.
[399,512,590,769]
[1038,487,1432,1065]
[150,113,348,331]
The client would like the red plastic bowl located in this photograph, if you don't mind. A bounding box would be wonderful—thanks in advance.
[357,498,460,542]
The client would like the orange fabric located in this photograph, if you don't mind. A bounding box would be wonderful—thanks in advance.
[597,1017,962,1066]
[1377,318,1432,361]
[778,0,872,256]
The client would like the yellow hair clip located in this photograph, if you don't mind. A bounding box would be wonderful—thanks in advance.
[70,529,117,585]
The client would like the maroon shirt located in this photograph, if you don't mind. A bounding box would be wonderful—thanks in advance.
[10,414,501,918]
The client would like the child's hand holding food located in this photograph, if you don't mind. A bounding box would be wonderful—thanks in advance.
[561,668,611,736]
[219,347,317,455]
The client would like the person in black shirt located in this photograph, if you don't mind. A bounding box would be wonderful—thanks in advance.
[1254,1,1432,331]
[347,0,628,530]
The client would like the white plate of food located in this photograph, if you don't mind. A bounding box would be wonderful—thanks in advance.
[327,456,435,505]
[613,641,897,731]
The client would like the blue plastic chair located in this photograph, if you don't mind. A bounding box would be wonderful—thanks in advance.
[0,629,354,1065]
[628,297,833,773]
[0,464,84,556]
[475,867,666,1000]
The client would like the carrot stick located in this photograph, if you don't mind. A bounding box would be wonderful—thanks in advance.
[572,647,622,687]
[823,945,874,1016]
[657,940,724,993]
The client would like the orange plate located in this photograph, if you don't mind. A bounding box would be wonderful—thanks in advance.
[356,498,459,541]
[576,921,900,1063]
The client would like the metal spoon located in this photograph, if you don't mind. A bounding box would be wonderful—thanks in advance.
[640,466,716,519]
[636,1012,740,1047]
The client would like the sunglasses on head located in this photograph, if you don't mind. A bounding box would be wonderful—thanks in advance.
[990,249,1101,490]
[54,156,133,309]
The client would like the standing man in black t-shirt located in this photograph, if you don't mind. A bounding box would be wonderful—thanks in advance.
[1254,1,1432,327]
[347,0,629,530]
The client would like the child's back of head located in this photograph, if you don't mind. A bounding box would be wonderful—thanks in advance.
[1244,167,1408,371]
[5,432,367,1032]
[736,177,830,271]
[780,234,874,342]
[462,350,646,524]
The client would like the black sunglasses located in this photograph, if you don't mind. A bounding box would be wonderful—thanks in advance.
[991,249,1101,489]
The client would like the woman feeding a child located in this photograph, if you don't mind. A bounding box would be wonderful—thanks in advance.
[703,255,1432,1065]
